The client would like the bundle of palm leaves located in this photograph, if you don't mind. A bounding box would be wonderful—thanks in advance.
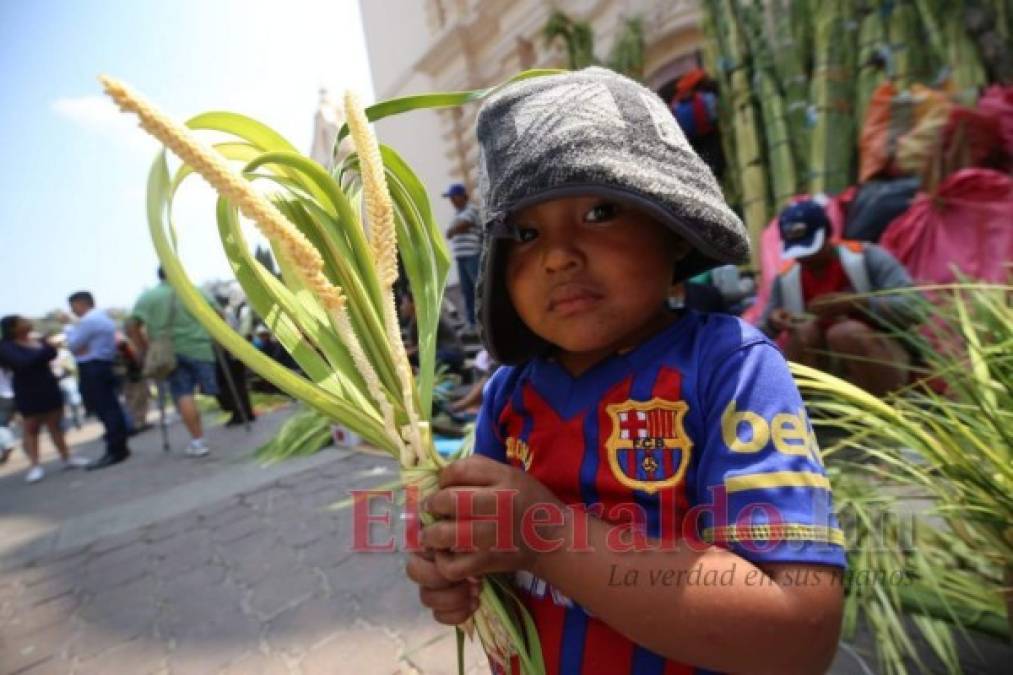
[793,282,1011,673]
[102,71,562,675]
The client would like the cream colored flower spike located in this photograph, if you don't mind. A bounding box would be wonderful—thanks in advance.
[100,75,345,314]
[343,90,398,289]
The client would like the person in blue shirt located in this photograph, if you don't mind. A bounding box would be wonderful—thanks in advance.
[406,68,845,675]
[67,291,131,470]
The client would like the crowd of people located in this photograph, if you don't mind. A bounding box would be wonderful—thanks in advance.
[0,267,295,485]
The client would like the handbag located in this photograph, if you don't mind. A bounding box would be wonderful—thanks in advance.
[142,292,178,380]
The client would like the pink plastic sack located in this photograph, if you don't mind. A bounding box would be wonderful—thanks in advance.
[879,168,1013,284]
[977,85,1013,159]
[742,191,851,326]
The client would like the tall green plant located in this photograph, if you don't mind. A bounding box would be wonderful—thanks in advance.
[542,10,646,80]
[793,283,1012,672]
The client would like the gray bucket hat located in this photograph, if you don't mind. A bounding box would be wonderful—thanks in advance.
[474,67,749,365]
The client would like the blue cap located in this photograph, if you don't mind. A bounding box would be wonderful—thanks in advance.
[779,200,830,259]
[442,182,467,198]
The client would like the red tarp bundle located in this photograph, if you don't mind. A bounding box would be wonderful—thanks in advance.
[879,168,1013,284]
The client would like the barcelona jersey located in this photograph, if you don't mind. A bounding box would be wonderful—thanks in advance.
[474,311,846,675]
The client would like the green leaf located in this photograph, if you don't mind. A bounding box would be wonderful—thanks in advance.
[334,69,565,146]
[147,150,395,453]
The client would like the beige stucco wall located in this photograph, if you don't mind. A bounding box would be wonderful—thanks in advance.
[359,0,706,282]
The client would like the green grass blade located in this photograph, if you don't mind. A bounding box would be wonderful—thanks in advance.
[147,150,394,452]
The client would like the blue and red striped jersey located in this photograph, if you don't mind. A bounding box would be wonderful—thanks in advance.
[474,311,846,675]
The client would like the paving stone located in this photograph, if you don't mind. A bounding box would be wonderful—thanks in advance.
[211,515,267,544]
[299,536,354,570]
[75,577,158,647]
[5,652,57,675]
[141,513,196,544]
[67,617,155,663]
[88,530,142,557]
[20,575,77,606]
[166,637,259,675]
[151,533,215,577]
[325,551,402,598]
[74,637,168,675]
[78,547,151,594]
[299,621,404,675]
[4,592,81,638]
[218,651,291,675]
[266,596,355,654]
[402,628,490,675]
[247,567,322,619]
[219,539,299,587]
[10,654,75,675]
[2,617,77,673]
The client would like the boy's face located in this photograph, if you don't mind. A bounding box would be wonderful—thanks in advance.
[504,196,687,364]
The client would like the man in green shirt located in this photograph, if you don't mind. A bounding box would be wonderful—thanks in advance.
[128,268,219,456]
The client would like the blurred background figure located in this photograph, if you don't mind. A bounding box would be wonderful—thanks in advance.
[670,67,724,180]
[398,292,464,374]
[215,286,255,427]
[442,183,482,333]
[0,366,17,464]
[0,315,88,482]
[116,334,152,434]
[67,291,132,469]
[129,267,219,457]
[49,332,83,429]
[760,199,919,396]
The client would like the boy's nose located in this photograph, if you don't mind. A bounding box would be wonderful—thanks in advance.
[541,238,582,274]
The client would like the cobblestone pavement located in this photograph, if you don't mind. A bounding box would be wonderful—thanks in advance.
[0,406,1007,674]
[0,447,486,674]
[0,404,486,675]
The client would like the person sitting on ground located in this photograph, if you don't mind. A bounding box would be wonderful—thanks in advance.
[446,349,498,419]
[406,67,844,674]
[128,267,219,457]
[0,316,89,482]
[760,199,920,396]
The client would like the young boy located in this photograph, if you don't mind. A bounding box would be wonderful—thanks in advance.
[406,68,845,675]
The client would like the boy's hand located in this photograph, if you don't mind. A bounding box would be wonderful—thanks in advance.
[405,550,481,626]
[421,455,564,581]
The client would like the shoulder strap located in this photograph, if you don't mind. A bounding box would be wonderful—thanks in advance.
[162,289,178,338]
[837,243,873,293]
[779,265,805,314]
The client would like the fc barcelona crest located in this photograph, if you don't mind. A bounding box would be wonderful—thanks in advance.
[605,398,693,494]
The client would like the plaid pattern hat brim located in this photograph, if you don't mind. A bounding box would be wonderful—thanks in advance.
[473,67,750,365]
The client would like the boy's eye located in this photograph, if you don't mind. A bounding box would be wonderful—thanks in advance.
[585,201,621,223]
[515,226,539,243]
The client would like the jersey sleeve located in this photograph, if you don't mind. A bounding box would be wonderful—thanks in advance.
[693,341,846,567]
[473,366,512,462]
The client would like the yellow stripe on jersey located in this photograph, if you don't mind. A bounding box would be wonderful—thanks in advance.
[725,471,830,493]
[704,524,846,547]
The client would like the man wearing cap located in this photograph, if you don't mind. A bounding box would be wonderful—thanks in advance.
[442,183,481,330]
[761,199,918,395]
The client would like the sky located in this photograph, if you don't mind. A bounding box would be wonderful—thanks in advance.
[0,0,375,317]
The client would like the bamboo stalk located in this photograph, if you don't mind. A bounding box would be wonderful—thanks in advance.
[719,0,769,266]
